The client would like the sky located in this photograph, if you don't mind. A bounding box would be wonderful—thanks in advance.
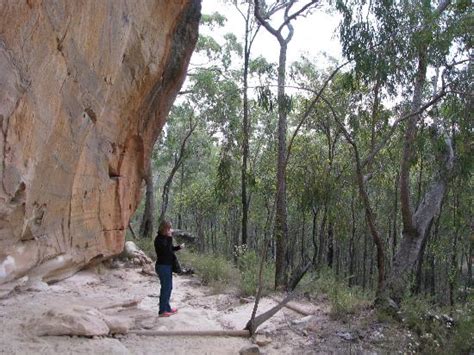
[199,0,343,68]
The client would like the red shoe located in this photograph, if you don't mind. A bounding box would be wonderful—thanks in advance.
[169,308,178,314]
[159,312,173,317]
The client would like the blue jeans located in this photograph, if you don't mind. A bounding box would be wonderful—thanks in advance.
[156,264,173,314]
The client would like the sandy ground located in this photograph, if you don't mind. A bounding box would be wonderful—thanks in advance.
[0,264,409,354]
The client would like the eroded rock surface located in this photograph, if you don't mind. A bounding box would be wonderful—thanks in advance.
[0,0,200,284]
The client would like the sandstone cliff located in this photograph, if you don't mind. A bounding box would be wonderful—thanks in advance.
[0,0,200,285]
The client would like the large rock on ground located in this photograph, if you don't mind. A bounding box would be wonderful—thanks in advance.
[30,305,135,336]
[32,306,111,337]
[0,0,201,284]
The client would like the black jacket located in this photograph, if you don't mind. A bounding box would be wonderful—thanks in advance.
[154,234,181,265]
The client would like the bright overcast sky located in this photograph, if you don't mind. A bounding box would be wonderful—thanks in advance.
[200,0,343,67]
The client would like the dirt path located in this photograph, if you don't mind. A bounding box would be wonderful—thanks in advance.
[0,265,408,354]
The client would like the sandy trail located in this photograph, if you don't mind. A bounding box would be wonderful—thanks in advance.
[0,266,309,354]
[0,265,407,354]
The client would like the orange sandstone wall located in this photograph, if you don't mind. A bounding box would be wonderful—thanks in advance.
[0,0,200,284]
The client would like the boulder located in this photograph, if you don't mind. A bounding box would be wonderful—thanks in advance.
[0,1,201,285]
[31,305,135,336]
[32,306,110,337]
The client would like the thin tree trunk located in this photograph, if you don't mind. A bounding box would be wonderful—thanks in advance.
[328,92,386,293]
[449,189,460,306]
[139,159,155,239]
[254,0,319,290]
[349,192,356,287]
[240,4,252,247]
[392,172,399,259]
[327,222,334,269]
[178,164,184,230]
[311,206,319,266]
[468,244,473,288]
[362,231,368,290]
[159,118,197,222]
[301,208,306,262]
[317,206,328,267]
[128,223,138,240]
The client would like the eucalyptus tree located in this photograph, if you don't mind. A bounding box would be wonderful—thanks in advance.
[228,0,262,247]
[159,104,199,222]
[254,0,320,289]
[337,0,471,306]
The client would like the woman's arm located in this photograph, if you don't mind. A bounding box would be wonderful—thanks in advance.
[173,243,184,251]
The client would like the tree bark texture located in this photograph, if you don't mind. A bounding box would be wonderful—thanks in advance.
[139,159,155,239]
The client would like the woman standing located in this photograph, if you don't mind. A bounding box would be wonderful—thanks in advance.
[154,220,184,317]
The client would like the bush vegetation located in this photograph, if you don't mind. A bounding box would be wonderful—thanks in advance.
[398,295,474,353]
[300,268,372,320]
[179,247,274,296]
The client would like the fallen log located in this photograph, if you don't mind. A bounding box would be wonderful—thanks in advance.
[130,330,250,337]
[245,293,296,335]
[269,297,313,316]
[245,261,312,335]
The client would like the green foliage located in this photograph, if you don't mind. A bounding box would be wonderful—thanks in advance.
[249,56,275,77]
[196,35,222,59]
[448,307,474,353]
[200,11,227,28]
[234,245,274,297]
[179,250,240,292]
[179,247,275,297]
[146,5,472,345]
[300,268,372,320]
[399,296,474,353]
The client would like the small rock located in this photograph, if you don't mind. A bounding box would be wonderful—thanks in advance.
[254,334,272,346]
[239,344,261,355]
[336,331,358,342]
[441,314,455,326]
[103,315,134,334]
[292,315,314,325]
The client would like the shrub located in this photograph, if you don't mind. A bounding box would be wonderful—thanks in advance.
[179,250,240,292]
[235,248,274,297]
[448,307,474,353]
[400,296,474,353]
[300,267,371,320]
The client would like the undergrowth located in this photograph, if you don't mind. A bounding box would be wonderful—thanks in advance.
[179,247,274,296]
[179,250,239,292]
[397,295,474,354]
[299,268,372,320]
[234,245,274,297]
